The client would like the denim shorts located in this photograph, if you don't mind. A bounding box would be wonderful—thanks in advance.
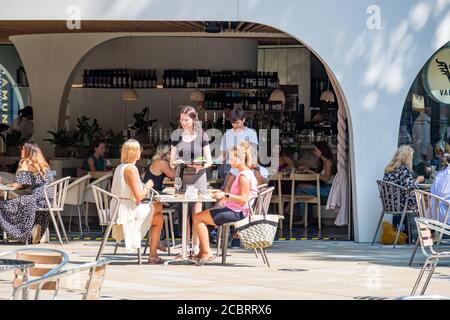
[209,207,245,226]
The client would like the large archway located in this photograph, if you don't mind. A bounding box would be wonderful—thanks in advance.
[54,21,354,240]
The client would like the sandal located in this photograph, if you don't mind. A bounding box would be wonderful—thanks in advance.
[148,257,165,265]
[195,254,217,266]
[157,243,168,252]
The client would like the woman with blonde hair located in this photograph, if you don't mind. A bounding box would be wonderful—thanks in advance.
[383,145,424,213]
[143,140,176,254]
[0,142,53,243]
[193,141,258,264]
[110,139,164,264]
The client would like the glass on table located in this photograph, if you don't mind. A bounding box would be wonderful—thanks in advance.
[174,177,182,196]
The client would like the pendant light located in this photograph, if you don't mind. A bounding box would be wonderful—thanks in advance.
[269,38,285,106]
[190,38,204,104]
[122,35,139,101]
[320,79,335,103]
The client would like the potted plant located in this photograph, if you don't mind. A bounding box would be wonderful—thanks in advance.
[74,116,103,158]
[5,130,25,156]
[44,128,76,157]
[129,107,157,143]
[105,130,125,158]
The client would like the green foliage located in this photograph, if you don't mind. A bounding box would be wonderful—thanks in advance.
[129,107,157,134]
[74,116,103,148]
[44,128,75,147]
[5,130,25,147]
[105,130,125,158]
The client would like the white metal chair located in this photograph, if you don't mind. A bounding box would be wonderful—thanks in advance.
[409,189,450,266]
[268,173,289,230]
[65,174,91,236]
[218,187,275,267]
[289,173,322,230]
[143,188,176,255]
[84,172,113,232]
[38,176,71,246]
[12,258,110,300]
[411,218,450,296]
[372,180,415,247]
[92,185,143,265]
[0,248,69,300]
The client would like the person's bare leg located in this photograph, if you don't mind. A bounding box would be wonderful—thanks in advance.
[193,210,216,260]
[191,202,202,254]
[149,203,164,260]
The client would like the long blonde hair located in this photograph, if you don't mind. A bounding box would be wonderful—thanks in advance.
[153,140,171,161]
[231,141,253,168]
[19,142,50,177]
[384,145,414,174]
[121,139,141,164]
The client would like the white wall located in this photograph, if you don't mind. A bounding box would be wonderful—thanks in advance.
[67,37,257,132]
[258,47,311,119]
[8,0,450,242]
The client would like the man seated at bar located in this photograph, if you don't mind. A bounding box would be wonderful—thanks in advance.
[83,139,107,173]
[193,141,258,264]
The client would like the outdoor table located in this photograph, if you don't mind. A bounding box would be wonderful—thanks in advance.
[155,193,216,265]
[0,258,35,300]
[0,185,15,242]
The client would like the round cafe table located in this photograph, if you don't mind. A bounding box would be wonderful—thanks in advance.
[0,258,35,300]
[155,193,216,265]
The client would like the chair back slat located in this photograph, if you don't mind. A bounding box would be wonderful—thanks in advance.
[92,186,120,226]
[82,264,108,300]
[413,189,450,224]
[376,180,410,213]
[66,175,91,205]
[44,177,70,211]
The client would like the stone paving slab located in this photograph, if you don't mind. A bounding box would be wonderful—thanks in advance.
[0,241,448,300]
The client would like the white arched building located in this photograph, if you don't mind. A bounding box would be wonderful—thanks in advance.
[1,0,449,242]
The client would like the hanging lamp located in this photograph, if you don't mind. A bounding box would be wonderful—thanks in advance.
[320,79,335,103]
[122,35,139,101]
[269,38,285,106]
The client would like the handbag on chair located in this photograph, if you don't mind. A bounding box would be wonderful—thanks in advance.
[234,193,280,249]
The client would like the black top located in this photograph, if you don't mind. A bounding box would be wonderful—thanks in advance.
[170,129,209,164]
[143,169,166,192]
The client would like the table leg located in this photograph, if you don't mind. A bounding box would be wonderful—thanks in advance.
[181,202,188,260]
[22,268,29,300]
[163,201,195,266]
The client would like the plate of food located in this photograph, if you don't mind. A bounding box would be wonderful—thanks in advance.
[162,187,175,195]
[192,156,208,164]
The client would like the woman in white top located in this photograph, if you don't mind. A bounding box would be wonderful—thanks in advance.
[111,139,165,264]
[10,106,33,141]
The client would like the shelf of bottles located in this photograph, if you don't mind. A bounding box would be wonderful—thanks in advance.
[202,90,283,111]
[162,69,279,89]
[82,69,158,88]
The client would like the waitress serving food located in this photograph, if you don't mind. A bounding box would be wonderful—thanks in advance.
[170,106,212,257]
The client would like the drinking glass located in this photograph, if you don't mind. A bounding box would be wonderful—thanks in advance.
[174,177,182,196]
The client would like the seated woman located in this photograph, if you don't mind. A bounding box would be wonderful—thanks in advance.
[143,140,175,192]
[143,140,176,252]
[193,141,258,263]
[0,142,53,244]
[295,141,337,225]
[110,139,165,264]
[274,144,295,172]
[83,139,107,173]
[383,145,424,231]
